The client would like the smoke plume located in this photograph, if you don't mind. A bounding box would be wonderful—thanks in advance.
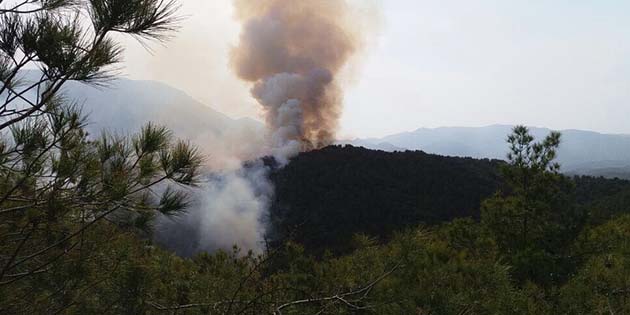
[231,0,362,158]
[156,0,366,255]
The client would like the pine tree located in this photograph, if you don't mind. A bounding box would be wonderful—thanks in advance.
[0,0,205,312]
[481,125,586,286]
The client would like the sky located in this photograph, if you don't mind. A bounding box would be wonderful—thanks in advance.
[121,0,630,139]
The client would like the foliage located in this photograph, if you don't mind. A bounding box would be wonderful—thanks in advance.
[0,217,534,314]
[481,126,587,287]
[0,105,202,310]
[580,181,630,225]
[0,0,200,312]
[267,145,505,254]
[560,215,630,314]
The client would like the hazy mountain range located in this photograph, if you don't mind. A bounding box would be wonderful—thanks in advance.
[342,126,630,179]
[57,78,630,178]
[60,79,266,168]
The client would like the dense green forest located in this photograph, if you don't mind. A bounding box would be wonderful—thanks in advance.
[5,131,630,313]
[267,145,630,255]
[266,146,504,254]
[2,0,630,314]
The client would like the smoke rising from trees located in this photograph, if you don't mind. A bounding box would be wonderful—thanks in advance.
[157,0,368,254]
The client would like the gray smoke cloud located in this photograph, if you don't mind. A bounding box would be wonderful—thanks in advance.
[155,162,272,256]
[157,0,366,255]
[231,0,363,156]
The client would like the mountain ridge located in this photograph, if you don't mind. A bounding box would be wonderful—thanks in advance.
[340,125,630,178]
[58,78,266,169]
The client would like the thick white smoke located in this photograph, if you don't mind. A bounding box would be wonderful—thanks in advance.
[195,164,272,252]
[156,163,272,256]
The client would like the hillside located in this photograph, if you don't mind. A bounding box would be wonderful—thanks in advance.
[565,161,630,180]
[267,145,630,254]
[267,145,505,253]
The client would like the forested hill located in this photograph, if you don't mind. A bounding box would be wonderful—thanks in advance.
[267,145,630,254]
[267,145,505,253]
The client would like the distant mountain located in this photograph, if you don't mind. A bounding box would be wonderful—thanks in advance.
[53,78,630,178]
[565,161,630,180]
[342,125,630,177]
[342,139,405,152]
[59,79,266,168]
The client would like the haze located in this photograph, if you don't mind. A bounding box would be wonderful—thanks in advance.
[121,0,630,139]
